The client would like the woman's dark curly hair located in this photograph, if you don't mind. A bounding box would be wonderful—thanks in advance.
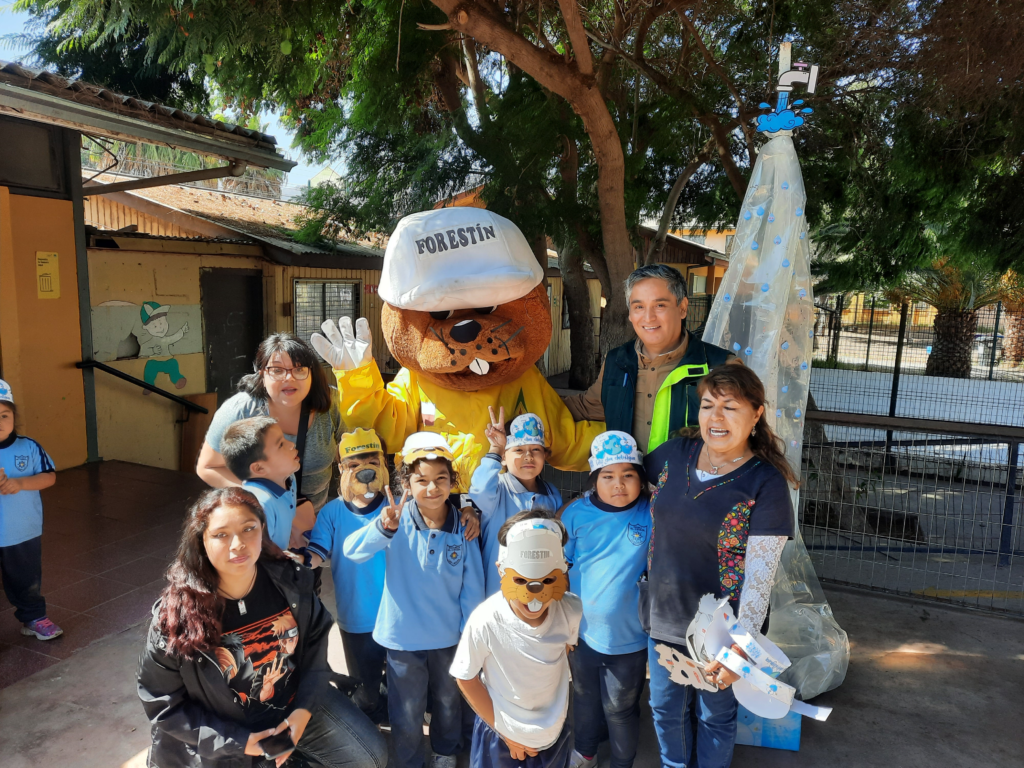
[237,333,333,413]
[156,487,271,659]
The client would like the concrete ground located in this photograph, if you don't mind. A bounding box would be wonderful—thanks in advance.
[1,577,1021,768]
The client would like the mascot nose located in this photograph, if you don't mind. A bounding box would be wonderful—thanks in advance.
[355,469,377,483]
[527,582,544,594]
[449,319,482,344]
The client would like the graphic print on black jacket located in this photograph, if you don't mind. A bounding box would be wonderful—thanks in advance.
[137,558,333,768]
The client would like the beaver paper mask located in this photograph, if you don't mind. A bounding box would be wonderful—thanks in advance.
[498,518,569,612]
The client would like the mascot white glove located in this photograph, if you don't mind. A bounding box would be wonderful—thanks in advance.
[311,316,373,371]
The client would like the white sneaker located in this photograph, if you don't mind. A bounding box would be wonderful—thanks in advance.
[569,750,595,768]
[429,755,457,768]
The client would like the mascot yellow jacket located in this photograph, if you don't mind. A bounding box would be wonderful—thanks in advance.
[313,208,604,490]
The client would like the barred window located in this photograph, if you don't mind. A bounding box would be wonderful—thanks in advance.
[562,294,571,329]
[293,280,360,345]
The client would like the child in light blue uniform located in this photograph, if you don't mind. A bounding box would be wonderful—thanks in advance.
[471,409,563,595]
[219,416,299,550]
[561,431,651,768]
[308,428,390,724]
[345,432,485,768]
[0,379,61,641]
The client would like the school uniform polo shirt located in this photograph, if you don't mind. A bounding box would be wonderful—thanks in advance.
[242,476,297,550]
[561,492,651,655]
[343,499,485,652]
[0,433,55,547]
[308,494,387,633]
[470,453,564,596]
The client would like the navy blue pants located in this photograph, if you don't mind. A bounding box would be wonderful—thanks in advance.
[342,630,388,724]
[387,646,463,768]
[0,536,46,624]
[568,638,648,768]
[470,715,572,768]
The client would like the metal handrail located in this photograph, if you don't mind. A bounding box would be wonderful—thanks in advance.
[76,360,209,413]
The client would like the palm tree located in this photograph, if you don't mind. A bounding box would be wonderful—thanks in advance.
[1001,271,1024,367]
[903,258,1002,378]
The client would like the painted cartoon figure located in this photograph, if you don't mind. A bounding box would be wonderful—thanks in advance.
[311,208,605,491]
[138,302,190,393]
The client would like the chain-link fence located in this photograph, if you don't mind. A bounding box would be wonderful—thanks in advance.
[811,295,1024,425]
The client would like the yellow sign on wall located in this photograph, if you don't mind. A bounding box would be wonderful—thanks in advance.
[36,251,60,299]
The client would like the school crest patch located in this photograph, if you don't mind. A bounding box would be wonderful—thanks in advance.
[14,455,29,472]
[627,522,648,547]
[446,543,463,566]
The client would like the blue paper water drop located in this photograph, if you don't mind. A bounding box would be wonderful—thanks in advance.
[733,342,741,351]
[926,345,933,353]
[744,211,752,221]
[776,409,782,418]
[782,259,790,267]
[768,213,776,223]
[774,236,782,245]
[791,439,799,447]
[799,289,807,298]
[761,283,770,292]
[781,341,789,350]
[800,361,808,370]
[795,207,803,216]
[799,232,806,240]
[809,330,814,338]
[723,293,731,302]
[759,102,772,109]
[795,409,802,418]
[781,181,790,190]
[744,347,753,356]
[781,386,789,393]
[756,206,765,216]
[751,241,759,250]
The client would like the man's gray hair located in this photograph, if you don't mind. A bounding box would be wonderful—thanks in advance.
[624,264,688,305]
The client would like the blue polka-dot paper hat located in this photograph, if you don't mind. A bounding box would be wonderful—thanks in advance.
[588,430,643,472]
[0,379,12,405]
[506,413,546,449]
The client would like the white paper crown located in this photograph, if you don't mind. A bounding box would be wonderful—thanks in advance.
[0,379,12,404]
[379,208,543,312]
[506,413,546,449]
[588,430,643,472]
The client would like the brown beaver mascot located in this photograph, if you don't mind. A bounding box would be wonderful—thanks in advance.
[311,208,603,491]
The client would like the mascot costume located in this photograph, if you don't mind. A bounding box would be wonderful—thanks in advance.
[312,208,604,489]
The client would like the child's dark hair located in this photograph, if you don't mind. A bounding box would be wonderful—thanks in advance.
[498,508,567,547]
[220,416,278,481]
[587,464,651,500]
[397,456,460,491]
[237,333,334,413]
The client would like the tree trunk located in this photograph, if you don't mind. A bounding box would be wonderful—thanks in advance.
[1005,308,1024,366]
[558,242,598,389]
[925,308,978,378]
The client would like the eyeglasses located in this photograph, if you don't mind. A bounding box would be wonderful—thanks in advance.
[263,366,310,381]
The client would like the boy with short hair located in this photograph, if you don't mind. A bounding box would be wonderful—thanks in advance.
[471,409,563,594]
[220,415,300,550]
[450,509,583,768]
[307,428,390,724]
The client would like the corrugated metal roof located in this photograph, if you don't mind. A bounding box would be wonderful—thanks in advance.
[0,60,277,146]
[84,226,254,246]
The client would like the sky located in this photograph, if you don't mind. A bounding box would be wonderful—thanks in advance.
[0,4,331,188]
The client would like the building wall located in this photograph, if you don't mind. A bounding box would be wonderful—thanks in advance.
[84,194,205,238]
[0,190,88,469]
[88,248,263,469]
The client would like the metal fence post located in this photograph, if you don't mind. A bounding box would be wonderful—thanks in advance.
[999,440,1020,567]
[864,295,876,371]
[989,301,1003,381]
[886,301,910,452]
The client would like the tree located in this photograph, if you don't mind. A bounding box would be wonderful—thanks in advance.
[904,259,1002,379]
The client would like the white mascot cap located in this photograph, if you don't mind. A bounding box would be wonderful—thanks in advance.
[498,518,568,580]
[379,208,544,312]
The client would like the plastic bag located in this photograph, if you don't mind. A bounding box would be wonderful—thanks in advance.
[702,132,849,699]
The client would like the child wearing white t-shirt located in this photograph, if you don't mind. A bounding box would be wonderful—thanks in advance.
[450,510,582,768]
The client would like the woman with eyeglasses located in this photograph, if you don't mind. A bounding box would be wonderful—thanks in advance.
[197,334,345,524]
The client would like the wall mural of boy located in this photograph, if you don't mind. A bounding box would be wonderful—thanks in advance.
[137,301,190,393]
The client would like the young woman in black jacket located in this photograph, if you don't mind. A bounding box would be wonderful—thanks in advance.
[137,487,388,768]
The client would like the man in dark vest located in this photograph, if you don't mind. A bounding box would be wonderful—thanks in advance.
[562,264,737,453]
